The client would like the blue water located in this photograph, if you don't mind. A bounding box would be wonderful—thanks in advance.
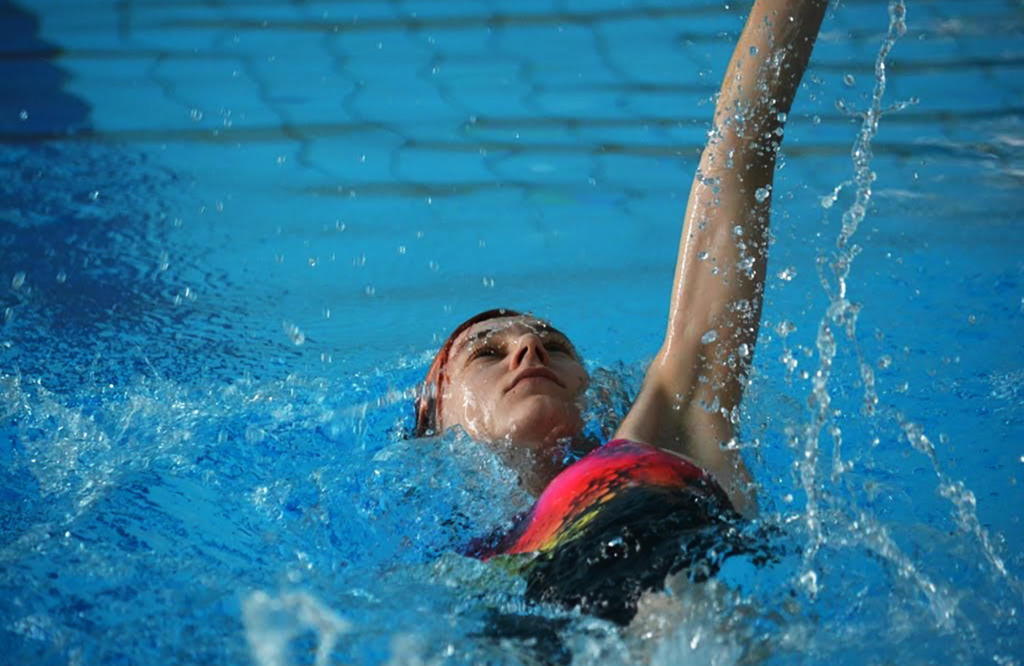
[2,0,1023,663]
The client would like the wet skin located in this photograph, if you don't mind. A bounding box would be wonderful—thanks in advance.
[438,316,589,483]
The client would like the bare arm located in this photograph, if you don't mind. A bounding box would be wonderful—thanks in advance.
[616,0,827,514]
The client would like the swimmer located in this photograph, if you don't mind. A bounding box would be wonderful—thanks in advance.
[418,0,826,513]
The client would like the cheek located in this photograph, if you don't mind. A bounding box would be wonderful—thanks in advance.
[569,365,589,394]
[440,379,468,425]
[442,373,492,422]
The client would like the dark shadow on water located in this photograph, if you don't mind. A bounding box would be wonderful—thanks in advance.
[0,0,91,138]
[0,2,303,389]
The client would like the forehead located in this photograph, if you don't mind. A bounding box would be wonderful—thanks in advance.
[451,316,567,352]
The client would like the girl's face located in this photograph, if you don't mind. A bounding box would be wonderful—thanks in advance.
[438,316,589,451]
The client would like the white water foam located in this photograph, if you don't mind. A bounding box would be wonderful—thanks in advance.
[242,590,350,666]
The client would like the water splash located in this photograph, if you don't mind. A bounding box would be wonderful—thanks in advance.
[796,0,1024,626]
[902,417,1021,599]
[242,590,350,666]
[798,0,909,594]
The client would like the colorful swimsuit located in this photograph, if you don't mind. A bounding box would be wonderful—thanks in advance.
[472,439,743,625]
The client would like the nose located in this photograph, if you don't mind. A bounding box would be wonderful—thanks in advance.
[509,333,549,368]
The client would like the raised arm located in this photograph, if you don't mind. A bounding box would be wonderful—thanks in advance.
[616,0,827,514]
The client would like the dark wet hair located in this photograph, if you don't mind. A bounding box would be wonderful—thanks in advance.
[413,308,522,438]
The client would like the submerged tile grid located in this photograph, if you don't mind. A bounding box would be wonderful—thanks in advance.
[21,1,1017,195]
[16,0,1024,332]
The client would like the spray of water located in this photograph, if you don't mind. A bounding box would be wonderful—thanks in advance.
[797,0,1023,625]
[242,590,350,666]
[798,0,910,599]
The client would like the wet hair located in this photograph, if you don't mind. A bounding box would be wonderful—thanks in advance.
[413,308,523,438]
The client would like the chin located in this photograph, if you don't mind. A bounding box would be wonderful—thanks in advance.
[503,395,582,447]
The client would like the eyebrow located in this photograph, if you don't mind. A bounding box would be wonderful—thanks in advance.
[451,322,573,360]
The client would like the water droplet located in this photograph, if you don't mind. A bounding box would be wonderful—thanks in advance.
[18,109,28,121]
[776,266,797,281]
[738,343,750,358]
[697,250,709,261]
[755,186,771,202]
[748,45,758,56]
[10,272,25,289]
[282,321,305,345]
[843,73,856,87]
[701,329,719,344]
[481,276,495,288]
[877,355,892,369]
[397,245,406,255]
[89,191,99,201]
[967,314,976,325]
[364,285,376,296]
[776,112,788,123]
[56,270,67,283]
[799,569,819,596]
[189,108,203,122]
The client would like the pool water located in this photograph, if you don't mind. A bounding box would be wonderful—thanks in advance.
[2,0,1022,663]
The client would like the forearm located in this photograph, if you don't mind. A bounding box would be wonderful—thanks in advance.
[713,0,829,156]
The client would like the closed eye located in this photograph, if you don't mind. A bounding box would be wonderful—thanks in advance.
[544,339,574,356]
[468,345,502,362]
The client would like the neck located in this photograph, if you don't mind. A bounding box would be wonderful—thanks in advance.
[490,435,577,497]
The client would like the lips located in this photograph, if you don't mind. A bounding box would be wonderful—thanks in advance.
[505,367,565,392]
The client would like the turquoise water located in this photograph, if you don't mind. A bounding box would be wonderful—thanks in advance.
[2,0,1022,663]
